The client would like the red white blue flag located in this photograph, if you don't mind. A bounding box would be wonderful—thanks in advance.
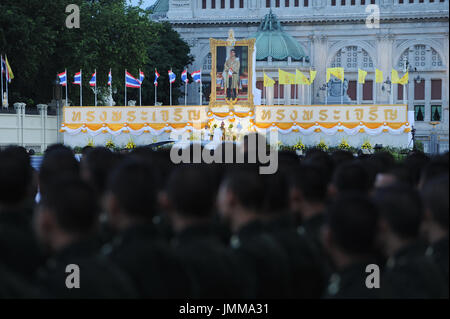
[191,70,201,83]
[154,69,160,86]
[89,72,96,87]
[58,71,67,86]
[168,70,176,84]
[126,71,141,88]
[73,71,81,85]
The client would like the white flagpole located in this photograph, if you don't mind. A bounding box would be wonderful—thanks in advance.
[154,82,157,106]
[1,55,4,108]
[139,69,142,107]
[184,71,187,106]
[65,69,68,106]
[341,79,343,105]
[80,69,83,106]
[5,70,8,108]
[199,70,202,106]
[109,68,112,107]
[94,69,97,106]
[170,68,172,106]
[124,69,127,106]
[278,79,280,105]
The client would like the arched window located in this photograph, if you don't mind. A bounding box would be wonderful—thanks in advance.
[397,45,443,70]
[330,46,374,69]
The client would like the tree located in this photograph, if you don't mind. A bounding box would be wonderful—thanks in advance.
[0,0,192,106]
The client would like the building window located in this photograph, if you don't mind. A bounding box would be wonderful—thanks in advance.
[348,80,357,101]
[398,0,403,3]
[351,0,355,4]
[240,0,244,8]
[257,81,265,98]
[341,0,346,5]
[414,80,425,100]
[203,53,212,72]
[414,105,425,121]
[221,0,225,8]
[285,0,290,7]
[276,0,280,7]
[431,79,442,100]
[212,0,216,9]
[266,0,271,7]
[230,0,234,8]
[295,0,299,6]
[331,0,336,6]
[274,82,284,99]
[409,0,413,3]
[397,84,405,100]
[361,0,365,4]
[431,105,442,121]
[363,80,373,101]
[430,0,434,2]
[371,0,375,3]
[419,0,424,3]
[202,0,206,9]
[304,0,308,6]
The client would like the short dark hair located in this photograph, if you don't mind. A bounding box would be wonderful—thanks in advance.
[421,157,449,186]
[107,159,157,219]
[374,184,423,239]
[421,175,449,230]
[222,164,265,212]
[304,149,334,183]
[289,163,327,203]
[166,164,215,218]
[39,146,79,195]
[0,146,33,204]
[81,147,120,196]
[332,160,371,193]
[40,177,99,235]
[326,192,379,255]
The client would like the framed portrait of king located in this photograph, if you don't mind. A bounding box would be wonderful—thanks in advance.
[209,35,255,107]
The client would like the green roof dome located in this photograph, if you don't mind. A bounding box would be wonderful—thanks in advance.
[151,0,169,17]
[251,11,308,62]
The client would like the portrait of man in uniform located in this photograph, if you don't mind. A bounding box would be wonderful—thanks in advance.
[215,45,249,103]
[223,49,240,99]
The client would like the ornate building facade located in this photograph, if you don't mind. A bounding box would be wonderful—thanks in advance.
[151,0,449,147]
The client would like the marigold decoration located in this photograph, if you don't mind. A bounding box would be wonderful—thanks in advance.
[293,139,306,151]
[86,138,94,147]
[316,140,329,152]
[338,138,351,150]
[361,140,373,150]
[105,139,116,149]
[125,138,136,150]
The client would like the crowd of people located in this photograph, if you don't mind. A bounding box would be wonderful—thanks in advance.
[0,135,448,299]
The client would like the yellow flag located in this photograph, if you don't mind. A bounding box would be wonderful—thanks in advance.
[5,55,14,81]
[398,72,409,85]
[326,67,344,82]
[391,69,400,84]
[375,69,383,83]
[295,70,310,85]
[263,73,275,87]
[358,69,367,84]
[278,69,296,85]
[309,70,317,84]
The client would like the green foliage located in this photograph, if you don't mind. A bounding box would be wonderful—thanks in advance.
[0,0,192,106]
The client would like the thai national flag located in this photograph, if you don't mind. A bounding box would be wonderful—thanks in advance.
[89,72,96,87]
[126,71,141,88]
[191,70,201,83]
[73,71,81,85]
[139,70,145,84]
[154,69,160,86]
[108,70,112,86]
[168,70,176,84]
[58,71,67,86]
[1,58,7,80]
[181,70,188,84]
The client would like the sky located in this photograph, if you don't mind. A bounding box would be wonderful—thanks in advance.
[129,0,157,9]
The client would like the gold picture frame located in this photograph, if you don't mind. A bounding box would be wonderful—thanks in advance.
[209,36,255,108]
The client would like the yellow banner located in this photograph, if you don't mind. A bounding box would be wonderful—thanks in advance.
[264,73,275,87]
[326,67,344,82]
[255,105,408,124]
[64,106,208,125]
[295,70,310,85]
[278,69,296,85]
[375,69,383,83]
[358,69,367,84]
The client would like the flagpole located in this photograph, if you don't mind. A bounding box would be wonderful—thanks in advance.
[170,68,172,106]
[109,68,112,107]
[139,69,142,107]
[95,69,98,106]
[278,79,280,105]
[124,69,127,106]
[185,72,187,106]
[79,69,82,106]
[1,55,3,108]
[341,79,343,105]
[200,70,202,106]
[154,82,157,106]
